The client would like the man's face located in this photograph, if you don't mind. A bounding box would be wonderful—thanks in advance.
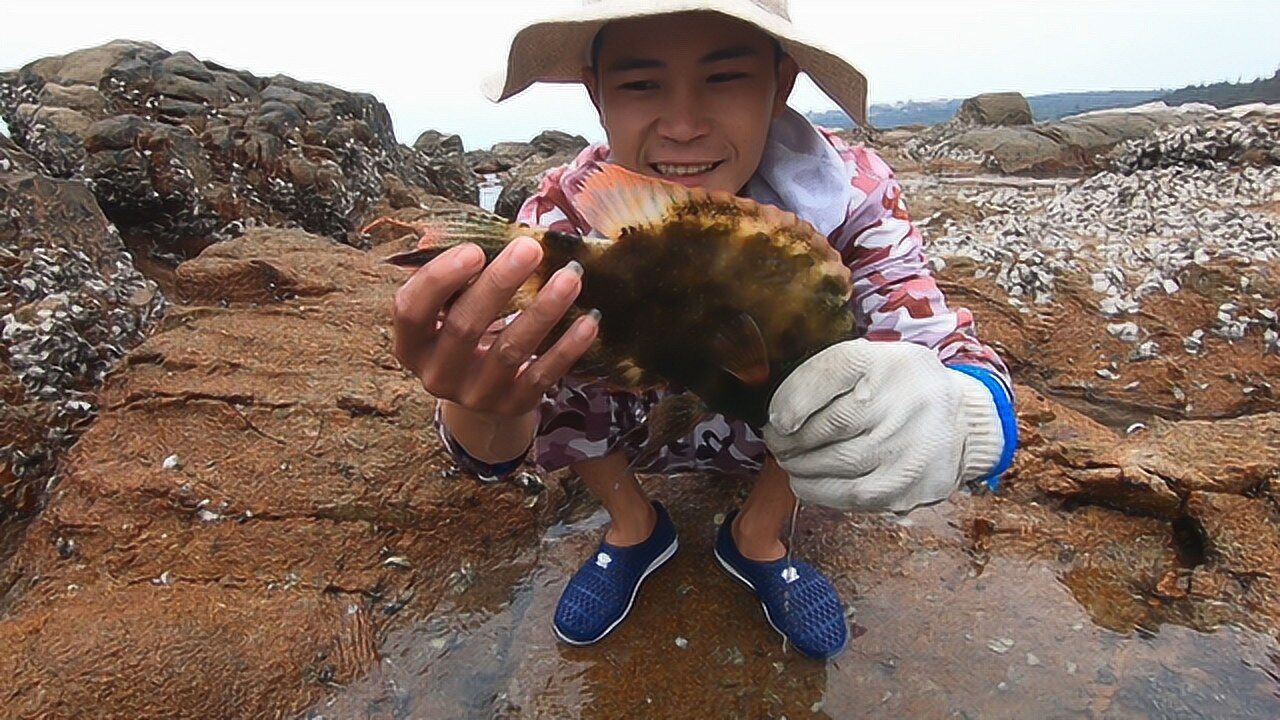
[582,12,799,194]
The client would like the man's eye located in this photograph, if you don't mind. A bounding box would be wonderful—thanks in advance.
[619,81,657,91]
[709,73,749,83]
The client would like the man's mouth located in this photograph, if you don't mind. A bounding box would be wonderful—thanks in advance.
[649,160,724,178]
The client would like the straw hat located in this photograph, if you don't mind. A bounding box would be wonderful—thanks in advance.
[482,0,869,127]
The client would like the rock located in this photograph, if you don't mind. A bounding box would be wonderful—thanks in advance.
[0,40,466,255]
[0,584,377,719]
[475,130,590,218]
[0,134,164,522]
[413,129,463,157]
[1187,492,1280,577]
[902,101,1237,175]
[466,148,505,174]
[1110,115,1280,173]
[955,92,1033,126]
[413,130,477,205]
[0,230,565,717]
[489,140,539,169]
[529,129,588,157]
[494,151,579,220]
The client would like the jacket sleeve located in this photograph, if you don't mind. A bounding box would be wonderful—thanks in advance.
[824,140,1013,394]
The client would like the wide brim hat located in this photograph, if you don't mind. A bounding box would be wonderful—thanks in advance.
[482,0,869,127]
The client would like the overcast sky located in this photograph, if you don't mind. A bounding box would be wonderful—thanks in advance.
[3,0,1277,150]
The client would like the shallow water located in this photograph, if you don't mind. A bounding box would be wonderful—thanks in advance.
[312,477,1280,719]
[479,174,502,213]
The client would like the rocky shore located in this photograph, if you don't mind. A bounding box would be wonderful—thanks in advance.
[2,43,1278,718]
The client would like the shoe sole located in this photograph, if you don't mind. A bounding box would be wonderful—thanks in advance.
[712,546,788,640]
[713,547,848,660]
[553,535,679,646]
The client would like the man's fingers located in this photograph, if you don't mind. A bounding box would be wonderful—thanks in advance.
[506,310,599,411]
[430,238,542,391]
[464,261,583,408]
[392,244,484,373]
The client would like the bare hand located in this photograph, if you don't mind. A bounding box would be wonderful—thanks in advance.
[392,236,598,416]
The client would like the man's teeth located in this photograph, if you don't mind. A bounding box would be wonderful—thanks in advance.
[654,162,717,176]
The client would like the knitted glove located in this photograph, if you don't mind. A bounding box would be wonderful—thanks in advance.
[762,339,1015,513]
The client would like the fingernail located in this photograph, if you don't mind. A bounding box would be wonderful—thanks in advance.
[577,309,601,339]
[564,260,583,277]
[505,238,539,267]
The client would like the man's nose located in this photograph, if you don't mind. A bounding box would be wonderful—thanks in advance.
[655,85,710,144]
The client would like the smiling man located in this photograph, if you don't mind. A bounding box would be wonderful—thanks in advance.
[392,0,1017,661]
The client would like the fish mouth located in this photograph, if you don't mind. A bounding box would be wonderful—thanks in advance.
[648,160,725,179]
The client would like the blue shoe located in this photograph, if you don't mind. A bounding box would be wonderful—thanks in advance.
[714,509,848,660]
[553,500,679,645]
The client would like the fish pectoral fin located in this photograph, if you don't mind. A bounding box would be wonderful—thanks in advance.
[711,312,771,387]
[626,393,710,473]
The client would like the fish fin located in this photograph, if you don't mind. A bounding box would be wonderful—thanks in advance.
[711,312,771,387]
[573,163,696,237]
[574,163,827,251]
[380,210,529,267]
[626,393,710,473]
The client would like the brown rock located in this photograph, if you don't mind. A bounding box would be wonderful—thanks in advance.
[1187,492,1280,577]
[0,584,377,719]
[0,230,563,717]
[955,92,1034,126]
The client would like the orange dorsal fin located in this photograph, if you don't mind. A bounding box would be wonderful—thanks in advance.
[574,163,708,237]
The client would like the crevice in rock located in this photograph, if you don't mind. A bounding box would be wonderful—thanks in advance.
[1171,515,1209,568]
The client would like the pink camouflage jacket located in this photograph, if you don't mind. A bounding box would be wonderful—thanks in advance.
[436,109,1012,481]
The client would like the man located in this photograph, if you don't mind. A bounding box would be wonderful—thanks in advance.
[392,0,1017,661]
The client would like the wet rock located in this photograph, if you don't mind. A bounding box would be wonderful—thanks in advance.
[1008,385,1280,516]
[1187,492,1280,577]
[0,40,466,254]
[0,583,377,719]
[1183,491,1280,627]
[0,231,565,717]
[0,134,164,523]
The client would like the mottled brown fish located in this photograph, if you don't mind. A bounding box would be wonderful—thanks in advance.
[385,163,855,440]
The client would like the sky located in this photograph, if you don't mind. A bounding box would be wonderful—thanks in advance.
[2,0,1277,150]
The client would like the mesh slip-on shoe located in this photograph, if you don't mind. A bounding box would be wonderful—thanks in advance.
[714,509,848,660]
[553,500,679,645]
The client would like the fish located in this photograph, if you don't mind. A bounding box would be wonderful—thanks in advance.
[384,163,856,457]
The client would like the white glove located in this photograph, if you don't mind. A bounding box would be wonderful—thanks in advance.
[762,339,1008,513]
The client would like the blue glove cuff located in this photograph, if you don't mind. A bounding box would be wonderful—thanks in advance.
[947,365,1018,491]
